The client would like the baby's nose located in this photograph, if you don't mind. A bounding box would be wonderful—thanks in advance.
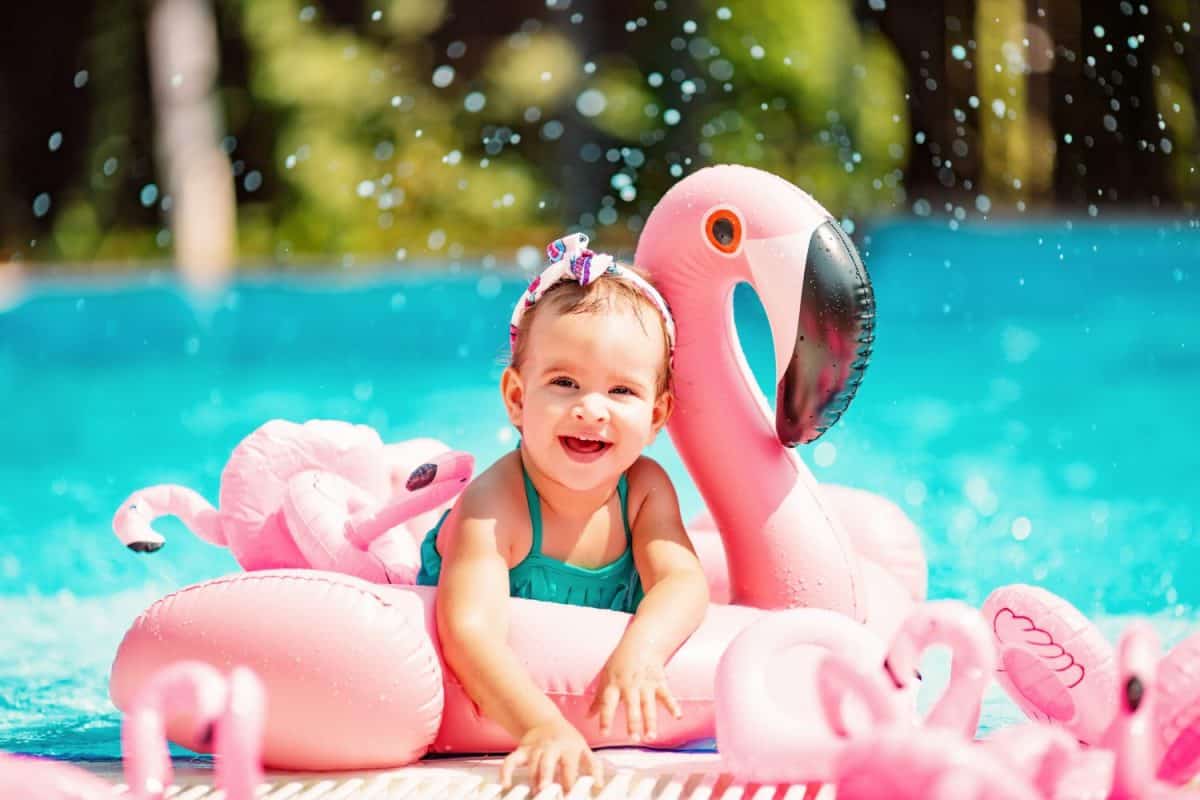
[574,394,609,421]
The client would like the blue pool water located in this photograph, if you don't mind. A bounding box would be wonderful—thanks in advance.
[1,219,1197,760]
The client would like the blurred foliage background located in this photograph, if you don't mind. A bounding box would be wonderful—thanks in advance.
[0,0,1197,267]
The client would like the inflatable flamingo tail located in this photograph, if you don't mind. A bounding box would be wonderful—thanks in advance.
[113,484,226,553]
[347,450,474,550]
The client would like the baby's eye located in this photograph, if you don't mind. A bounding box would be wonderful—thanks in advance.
[550,376,577,389]
[610,386,635,396]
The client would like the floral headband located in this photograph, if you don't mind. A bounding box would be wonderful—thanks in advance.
[509,233,677,359]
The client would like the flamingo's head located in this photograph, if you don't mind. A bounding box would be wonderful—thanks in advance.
[1115,622,1159,724]
[884,601,995,696]
[635,164,874,445]
[1107,622,1161,792]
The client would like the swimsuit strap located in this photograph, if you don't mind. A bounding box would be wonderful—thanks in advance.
[617,473,632,544]
[520,461,544,555]
[519,458,632,556]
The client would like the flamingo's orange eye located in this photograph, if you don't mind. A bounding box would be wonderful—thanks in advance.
[705,209,742,254]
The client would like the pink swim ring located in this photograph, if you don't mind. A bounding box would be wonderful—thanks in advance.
[984,583,1200,785]
[110,164,927,768]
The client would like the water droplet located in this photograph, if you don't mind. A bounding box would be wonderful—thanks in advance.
[813,441,837,468]
[432,65,455,88]
[576,88,607,117]
[716,6,732,20]
[48,132,62,152]
[1011,517,1032,541]
[140,184,159,207]
[464,92,486,112]
[73,70,89,89]
[244,171,262,192]
[663,108,681,125]
[32,193,51,218]
[951,44,967,61]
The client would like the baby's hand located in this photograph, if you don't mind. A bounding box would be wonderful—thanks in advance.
[500,718,603,792]
[588,647,682,742]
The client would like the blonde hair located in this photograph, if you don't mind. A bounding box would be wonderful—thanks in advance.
[510,265,673,396]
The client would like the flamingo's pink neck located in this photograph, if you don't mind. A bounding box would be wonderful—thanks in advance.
[667,276,812,607]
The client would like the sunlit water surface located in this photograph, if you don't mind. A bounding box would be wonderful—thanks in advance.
[1,219,1197,759]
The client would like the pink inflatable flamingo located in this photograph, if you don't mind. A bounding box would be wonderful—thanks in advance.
[122,661,265,800]
[112,419,472,583]
[0,752,114,799]
[1085,623,1190,800]
[984,584,1200,786]
[959,622,1190,800]
[635,164,922,627]
[713,606,894,785]
[816,648,1040,800]
[687,481,928,604]
[881,600,996,739]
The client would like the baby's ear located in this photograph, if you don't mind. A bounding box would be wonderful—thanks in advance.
[651,390,674,433]
[500,366,525,427]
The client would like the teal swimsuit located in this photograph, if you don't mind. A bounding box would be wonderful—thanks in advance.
[415,462,643,613]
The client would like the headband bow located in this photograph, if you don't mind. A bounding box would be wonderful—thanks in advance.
[509,233,676,359]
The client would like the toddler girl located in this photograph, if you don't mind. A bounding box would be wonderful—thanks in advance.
[416,233,709,791]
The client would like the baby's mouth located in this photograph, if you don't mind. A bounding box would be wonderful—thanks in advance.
[560,436,611,455]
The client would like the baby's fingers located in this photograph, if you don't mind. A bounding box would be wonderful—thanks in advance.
[656,683,683,720]
[560,749,583,790]
[500,747,529,789]
[592,685,620,735]
[623,686,644,742]
[583,749,605,788]
[535,745,561,791]
[641,686,658,741]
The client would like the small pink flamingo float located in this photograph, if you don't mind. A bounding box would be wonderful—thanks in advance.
[878,599,996,739]
[122,660,265,800]
[985,584,1200,786]
[0,661,266,800]
[715,600,1001,789]
[713,605,895,787]
[1013,623,1192,800]
[817,642,1040,800]
[112,419,473,584]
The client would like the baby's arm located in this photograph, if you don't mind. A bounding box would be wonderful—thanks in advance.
[589,458,709,741]
[435,489,601,791]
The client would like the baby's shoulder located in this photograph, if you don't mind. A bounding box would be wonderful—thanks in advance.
[453,451,527,531]
[624,455,678,517]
